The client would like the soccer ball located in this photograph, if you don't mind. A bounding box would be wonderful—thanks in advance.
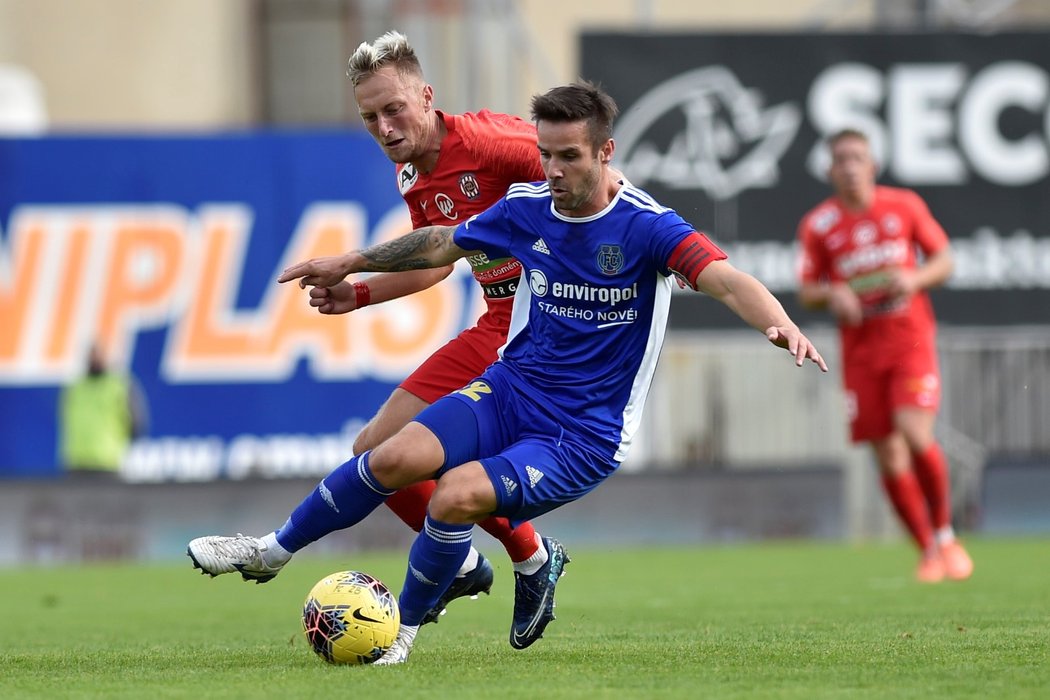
[302,570,400,664]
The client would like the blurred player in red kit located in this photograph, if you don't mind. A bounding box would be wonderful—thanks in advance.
[797,128,973,583]
[190,31,565,625]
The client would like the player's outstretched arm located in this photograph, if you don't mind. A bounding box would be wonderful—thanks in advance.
[696,260,828,372]
[278,225,466,288]
[309,268,455,315]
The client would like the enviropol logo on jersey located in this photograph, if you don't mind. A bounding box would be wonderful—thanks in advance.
[614,66,800,200]
[529,268,638,308]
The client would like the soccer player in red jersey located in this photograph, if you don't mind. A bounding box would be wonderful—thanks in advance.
[797,129,973,583]
[188,31,558,624]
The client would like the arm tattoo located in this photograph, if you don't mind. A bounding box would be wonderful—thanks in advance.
[359,226,457,271]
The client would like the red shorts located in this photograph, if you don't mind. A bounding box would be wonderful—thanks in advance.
[842,346,940,443]
[399,322,507,404]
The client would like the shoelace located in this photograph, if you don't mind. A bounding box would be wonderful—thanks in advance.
[377,634,411,664]
[209,535,264,562]
[513,569,545,611]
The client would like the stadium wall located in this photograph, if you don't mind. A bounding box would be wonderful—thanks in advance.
[2,460,1046,567]
[0,470,845,566]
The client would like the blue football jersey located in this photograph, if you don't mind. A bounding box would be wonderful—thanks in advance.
[454,181,715,461]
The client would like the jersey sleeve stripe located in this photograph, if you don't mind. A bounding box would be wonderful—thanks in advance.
[619,187,670,214]
[506,182,550,200]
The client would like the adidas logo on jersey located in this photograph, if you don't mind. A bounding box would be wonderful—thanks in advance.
[532,238,550,255]
[525,465,544,488]
[501,475,519,496]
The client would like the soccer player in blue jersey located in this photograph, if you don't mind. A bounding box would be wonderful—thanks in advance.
[272,81,827,664]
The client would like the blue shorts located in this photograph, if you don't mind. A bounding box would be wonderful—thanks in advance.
[412,363,618,524]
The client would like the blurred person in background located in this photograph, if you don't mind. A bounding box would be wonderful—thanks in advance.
[189,31,565,634]
[58,342,147,480]
[797,128,973,583]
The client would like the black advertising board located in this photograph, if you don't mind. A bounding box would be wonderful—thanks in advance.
[581,32,1050,327]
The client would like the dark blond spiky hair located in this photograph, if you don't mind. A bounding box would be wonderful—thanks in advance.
[346,30,424,86]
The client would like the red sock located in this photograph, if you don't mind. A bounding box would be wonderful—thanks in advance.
[880,471,935,551]
[477,517,540,563]
[911,443,952,530]
[385,481,540,563]
[383,481,437,532]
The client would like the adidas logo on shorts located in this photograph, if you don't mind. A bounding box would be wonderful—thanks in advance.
[501,475,518,496]
[526,465,544,488]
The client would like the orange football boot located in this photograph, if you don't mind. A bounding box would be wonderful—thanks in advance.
[940,540,974,581]
[916,553,945,583]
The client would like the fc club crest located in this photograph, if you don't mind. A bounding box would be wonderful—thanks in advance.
[459,173,481,200]
[596,244,624,275]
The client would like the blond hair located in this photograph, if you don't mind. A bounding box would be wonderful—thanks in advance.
[346,30,423,86]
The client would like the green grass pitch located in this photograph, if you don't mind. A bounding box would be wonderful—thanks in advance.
[1,538,1047,699]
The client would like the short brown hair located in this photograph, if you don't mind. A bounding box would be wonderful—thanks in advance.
[827,128,870,149]
[530,81,619,152]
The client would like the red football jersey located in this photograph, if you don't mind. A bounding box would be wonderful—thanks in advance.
[395,109,544,333]
[798,185,949,356]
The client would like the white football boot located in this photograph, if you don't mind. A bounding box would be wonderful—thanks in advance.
[373,625,418,666]
[187,534,285,583]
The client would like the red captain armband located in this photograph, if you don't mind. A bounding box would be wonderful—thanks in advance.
[352,282,371,308]
[667,232,728,290]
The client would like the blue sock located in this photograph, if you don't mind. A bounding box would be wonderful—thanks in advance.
[275,451,394,553]
[398,515,473,626]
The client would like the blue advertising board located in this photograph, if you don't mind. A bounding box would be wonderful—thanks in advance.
[0,131,483,479]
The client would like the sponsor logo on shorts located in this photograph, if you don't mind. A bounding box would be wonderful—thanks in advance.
[526,465,544,488]
[501,475,518,496]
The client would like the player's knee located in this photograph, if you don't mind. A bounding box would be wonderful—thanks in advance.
[429,472,491,523]
[368,427,443,488]
[367,441,413,486]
